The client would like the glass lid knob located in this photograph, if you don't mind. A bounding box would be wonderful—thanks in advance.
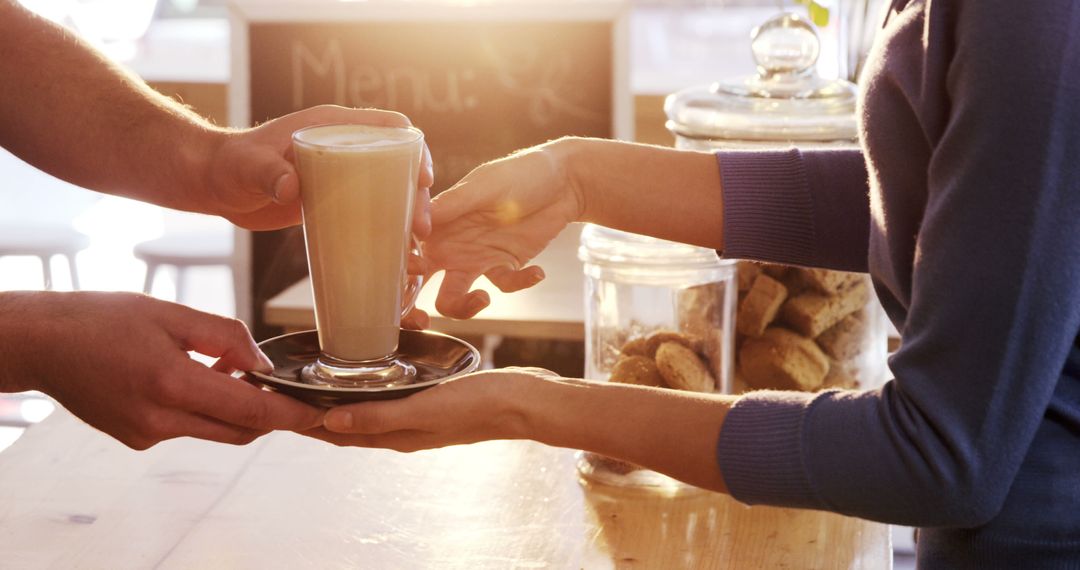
[751,12,820,78]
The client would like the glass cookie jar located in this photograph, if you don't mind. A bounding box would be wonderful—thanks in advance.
[576,224,737,488]
[665,11,889,395]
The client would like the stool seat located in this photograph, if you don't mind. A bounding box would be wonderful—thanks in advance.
[0,225,89,257]
[133,233,231,267]
[0,224,88,290]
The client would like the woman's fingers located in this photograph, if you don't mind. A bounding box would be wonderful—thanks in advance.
[430,265,543,318]
[301,427,446,452]
[412,184,432,238]
[419,144,434,191]
[401,307,430,330]
[435,270,490,319]
[323,401,417,434]
[485,265,545,293]
[406,252,429,276]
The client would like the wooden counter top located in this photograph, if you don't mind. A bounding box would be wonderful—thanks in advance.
[0,409,890,568]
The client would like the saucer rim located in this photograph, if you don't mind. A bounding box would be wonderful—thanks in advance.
[248,328,480,394]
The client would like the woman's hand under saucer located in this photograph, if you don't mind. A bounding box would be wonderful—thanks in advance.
[301,368,553,451]
[302,367,732,492]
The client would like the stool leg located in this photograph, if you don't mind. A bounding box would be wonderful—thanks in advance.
[142,263,158,295]
[39,255,53,291]
[480,334,503,371]
[229,267,241,318]
[175,266,188,304]
[66,254,81,291]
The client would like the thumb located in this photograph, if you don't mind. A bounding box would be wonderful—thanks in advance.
[242,147,299,206]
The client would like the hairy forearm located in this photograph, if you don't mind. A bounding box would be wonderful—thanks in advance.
[523,377,733,492]
[0,1,220,210]
[0,291,49,393]
[554,138,724,250]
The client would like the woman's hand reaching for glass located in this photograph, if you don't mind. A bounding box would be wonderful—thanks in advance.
[422,140,583,319]
[421,137,724,320]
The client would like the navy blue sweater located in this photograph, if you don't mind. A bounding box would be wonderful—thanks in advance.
[715,0,1080,567]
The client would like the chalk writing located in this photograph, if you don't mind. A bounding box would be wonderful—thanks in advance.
[484,41,606,127]
[292,39,480,114]
[291,38,345,108]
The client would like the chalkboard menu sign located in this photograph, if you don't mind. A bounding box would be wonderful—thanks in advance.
[228,0,630,335]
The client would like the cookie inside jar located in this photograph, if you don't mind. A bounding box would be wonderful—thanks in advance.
[585,326,726,480]
[611,330,718,392]
[733,261,888,394]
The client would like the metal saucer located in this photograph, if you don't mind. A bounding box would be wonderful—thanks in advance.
[246,329,480,407]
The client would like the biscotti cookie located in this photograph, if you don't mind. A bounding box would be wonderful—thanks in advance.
[739,327,830,391]
[703,327,725,383]
[620,336,649,358]
[816,309,869,361]
[762,263,789,280]
[781,280,870,338]
[737,261,763,292]
[788,267,862,295]
[610,355,665,387]
[643,330,702,359]
[736,273,789,337]
[655,341,716,392]
[677,282,725,342]
[823,359,859,389]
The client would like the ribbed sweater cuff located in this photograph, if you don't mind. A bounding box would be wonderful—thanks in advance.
[717,149,817,266]
[717,390,825,509]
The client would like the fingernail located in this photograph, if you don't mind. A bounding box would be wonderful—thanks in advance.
[325,411,354,431]
[272,173,289,203]
[531,268,546,283]
[256,350,274,373]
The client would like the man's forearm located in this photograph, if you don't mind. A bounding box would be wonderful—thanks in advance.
[525,377,733,493]
[0,1,220,210]
[0,291,46,393]
[554,138,725,251]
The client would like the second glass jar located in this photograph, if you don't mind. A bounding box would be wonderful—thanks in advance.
[665,12,889,394]
[577,224,737,488]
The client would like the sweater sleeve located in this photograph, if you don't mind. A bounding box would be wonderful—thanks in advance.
[717,148,870,272]
[718,1,1080,526]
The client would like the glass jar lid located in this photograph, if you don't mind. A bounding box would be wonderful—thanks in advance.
[578,224,725,269]
[665,12,857,143]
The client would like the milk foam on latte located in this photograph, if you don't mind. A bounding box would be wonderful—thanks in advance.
[293,124,423,362]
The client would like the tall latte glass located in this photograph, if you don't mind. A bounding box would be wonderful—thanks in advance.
[292,124,424,386]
